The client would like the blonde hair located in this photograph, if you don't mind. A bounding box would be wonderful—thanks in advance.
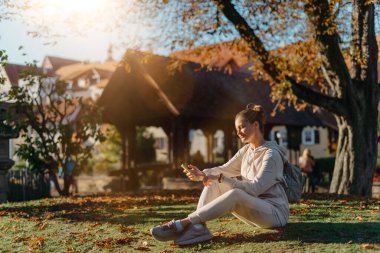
[302,148,311,157]
[235,103,266,133]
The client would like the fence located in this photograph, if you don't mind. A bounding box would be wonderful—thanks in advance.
[7,169,50,202]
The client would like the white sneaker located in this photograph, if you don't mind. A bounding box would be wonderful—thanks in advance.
[174,223,213,246]
[150,219,182,242]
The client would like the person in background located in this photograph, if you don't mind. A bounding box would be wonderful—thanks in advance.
[298,148,315,193]
[150,104,289,246]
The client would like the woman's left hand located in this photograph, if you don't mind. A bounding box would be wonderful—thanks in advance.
[202,174,219,187]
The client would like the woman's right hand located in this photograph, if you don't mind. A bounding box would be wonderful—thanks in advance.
[183,164,206,182]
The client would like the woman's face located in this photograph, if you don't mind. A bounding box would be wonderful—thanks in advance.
[235,116,261,143]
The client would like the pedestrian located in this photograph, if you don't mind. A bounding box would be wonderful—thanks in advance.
[150,103,289,245]
[298,149,315,193]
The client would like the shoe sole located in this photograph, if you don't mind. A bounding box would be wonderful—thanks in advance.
[150,228,180,242]
[175,233,214,246]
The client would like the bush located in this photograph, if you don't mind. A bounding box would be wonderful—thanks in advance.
[315,157,335,183]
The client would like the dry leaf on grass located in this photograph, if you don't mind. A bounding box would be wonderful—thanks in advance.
[361,244,375,249]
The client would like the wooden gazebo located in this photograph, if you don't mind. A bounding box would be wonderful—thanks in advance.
[98,50,333,183]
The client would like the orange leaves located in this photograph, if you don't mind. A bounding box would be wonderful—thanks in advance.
[14,236,46,250]
[36,222,47,231]
[95,236,136,249]
[361,243,376,249]
[87,222,101,230]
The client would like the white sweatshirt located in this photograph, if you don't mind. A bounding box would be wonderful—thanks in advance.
[203,141,289,222]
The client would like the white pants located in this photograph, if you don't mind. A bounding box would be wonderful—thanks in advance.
[188,182,287,228]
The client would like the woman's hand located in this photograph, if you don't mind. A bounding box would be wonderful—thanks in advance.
[202,174,219,187]
[183,164,206,182]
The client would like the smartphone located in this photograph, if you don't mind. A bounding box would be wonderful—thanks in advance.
[181,164,198,179]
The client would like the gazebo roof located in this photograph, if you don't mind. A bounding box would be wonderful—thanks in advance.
[98,50,334,130]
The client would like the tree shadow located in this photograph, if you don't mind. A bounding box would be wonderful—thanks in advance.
[210,222,380,246]
[0,195,197,226]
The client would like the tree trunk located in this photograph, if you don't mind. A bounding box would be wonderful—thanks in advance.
[62,175,72,196]
[329,1,379,196]
[49,171,63,196]
[330,105,378,195]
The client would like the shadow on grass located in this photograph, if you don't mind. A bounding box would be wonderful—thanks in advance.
[0,197,197,227]
[208,222,380,246]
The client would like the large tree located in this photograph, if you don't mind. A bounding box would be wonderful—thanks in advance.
[214,0,379,196]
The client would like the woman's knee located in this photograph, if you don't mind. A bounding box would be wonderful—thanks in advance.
[224,188,246,201]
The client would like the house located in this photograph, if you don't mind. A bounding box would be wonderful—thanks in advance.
[55,61,117,101]
[42,47,118,101]
[42,56,80,73]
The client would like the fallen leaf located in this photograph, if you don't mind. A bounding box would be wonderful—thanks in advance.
[134,246,150,251]
[38,223,47,230]
[361,243,375,249]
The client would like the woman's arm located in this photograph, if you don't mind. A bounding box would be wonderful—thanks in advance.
[222,149,283,197]
[202,145,249,177]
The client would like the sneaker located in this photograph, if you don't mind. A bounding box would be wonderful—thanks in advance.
[150,219,183,242]
[174,223,213,246]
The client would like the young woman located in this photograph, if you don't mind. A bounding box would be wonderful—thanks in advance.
[150,104,289,245]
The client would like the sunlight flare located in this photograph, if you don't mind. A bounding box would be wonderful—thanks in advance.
[49,0,106,12]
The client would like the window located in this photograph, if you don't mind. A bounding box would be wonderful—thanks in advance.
[302,129,314,145]
[155,137,166,149]
[78,79,87,88]
[67,81,73,90]
[272,129,288,147]
[314,130,320,144]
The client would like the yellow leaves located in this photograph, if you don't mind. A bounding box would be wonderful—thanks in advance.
[364,0,376,5]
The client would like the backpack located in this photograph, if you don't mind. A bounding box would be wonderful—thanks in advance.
[282,162,303,203]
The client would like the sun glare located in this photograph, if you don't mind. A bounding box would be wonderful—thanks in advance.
[50,0,106,13]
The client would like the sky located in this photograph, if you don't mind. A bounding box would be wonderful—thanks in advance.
[0,0,151,66]
[0,19,123,65]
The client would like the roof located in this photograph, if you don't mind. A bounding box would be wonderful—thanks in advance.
[98,50,335,130]
[55,61,117,80]
[44,56,81,72]
[3,63,28,85]
[3,63,49,86]
[170,40,250,70]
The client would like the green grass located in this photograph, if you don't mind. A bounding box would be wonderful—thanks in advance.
[0,191,379,252]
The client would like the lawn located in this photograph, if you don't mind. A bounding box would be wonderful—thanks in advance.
[0,191,379,252]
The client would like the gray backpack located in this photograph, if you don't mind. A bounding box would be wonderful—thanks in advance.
[270,146,303,203]
[282,162,303,203]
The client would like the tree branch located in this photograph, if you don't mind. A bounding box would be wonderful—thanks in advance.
[304,0,351,99]
[350,1,378,85]
[215,0,281,81]
[215,0,347,116]
[286,77,347,117]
